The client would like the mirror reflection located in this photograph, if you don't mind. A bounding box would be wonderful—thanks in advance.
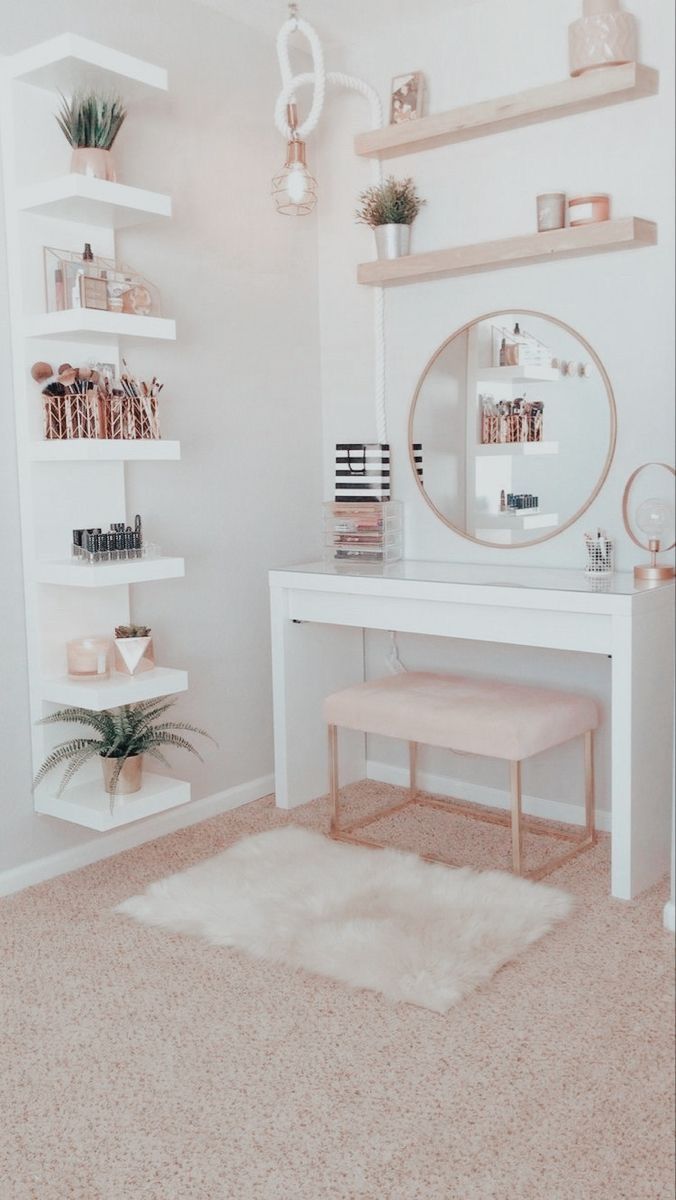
[409,311,616,547]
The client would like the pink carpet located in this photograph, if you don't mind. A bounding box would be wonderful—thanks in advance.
[2,781,674,1200]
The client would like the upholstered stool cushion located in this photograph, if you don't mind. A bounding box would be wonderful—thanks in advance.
[324,672,598,761]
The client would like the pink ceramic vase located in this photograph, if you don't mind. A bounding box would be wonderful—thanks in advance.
[569,0,638,77]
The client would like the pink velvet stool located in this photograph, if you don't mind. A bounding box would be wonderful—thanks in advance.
[324,672,599,880]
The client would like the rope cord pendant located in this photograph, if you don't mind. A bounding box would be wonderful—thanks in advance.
[275,10,387,444]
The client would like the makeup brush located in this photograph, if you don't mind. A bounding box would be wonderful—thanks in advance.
[31,361,54,383]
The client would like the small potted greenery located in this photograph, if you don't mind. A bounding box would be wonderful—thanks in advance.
[33,698,214,807]
[56,90,127,182]
[356,176,426,260]
[113,623,154,676]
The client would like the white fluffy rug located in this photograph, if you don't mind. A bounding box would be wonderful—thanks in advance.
[116,826,571,1013]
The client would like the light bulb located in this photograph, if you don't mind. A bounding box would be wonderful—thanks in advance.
[271,129,318,216]
[286,162,311,205]
[635,497,674,545]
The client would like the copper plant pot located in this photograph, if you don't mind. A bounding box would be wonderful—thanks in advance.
[101,753,143,796]
[71,147,117,182]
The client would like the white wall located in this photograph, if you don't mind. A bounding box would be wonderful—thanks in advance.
[315,0,675,818]
[0,0,322,875]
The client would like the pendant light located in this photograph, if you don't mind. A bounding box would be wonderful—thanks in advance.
[271,101,318,216]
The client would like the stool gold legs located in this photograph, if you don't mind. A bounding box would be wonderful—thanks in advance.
[510,760,523,875]
[409,741,418,800]
[584,729,595,840]
[327,724,597,881]
[328,724,339,833]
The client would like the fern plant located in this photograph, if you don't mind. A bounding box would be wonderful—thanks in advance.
[33,699,214,801]
[56,91,127,150]
[356,176,426,228]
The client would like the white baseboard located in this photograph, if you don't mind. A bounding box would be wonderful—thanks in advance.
[366,760,612,833]
[664,899,675,933]
[0,774,274,899]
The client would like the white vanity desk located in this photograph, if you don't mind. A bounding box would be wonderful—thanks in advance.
[269,560,674,900]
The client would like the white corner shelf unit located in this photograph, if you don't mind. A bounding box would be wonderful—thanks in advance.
[1,36,191,830]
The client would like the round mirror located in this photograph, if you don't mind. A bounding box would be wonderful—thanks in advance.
[408,310,617,548]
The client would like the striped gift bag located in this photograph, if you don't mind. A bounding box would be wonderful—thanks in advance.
[412,442,423,484]
[335,443,390,503]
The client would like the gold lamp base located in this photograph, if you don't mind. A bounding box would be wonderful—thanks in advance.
[634,563,675,582]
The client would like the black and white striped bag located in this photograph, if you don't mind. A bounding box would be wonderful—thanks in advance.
[335,443,390,503]
[412,442,423,484]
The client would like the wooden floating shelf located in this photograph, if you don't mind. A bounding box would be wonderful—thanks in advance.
[40,666,188,711]
[30,439,181,462]
[6,34,167,97]
[358,218,657,287]
[34,556,185,587]
[475,441,559,457]
[355,63,659,159]
[476,367,561,383]
[24,309,177,342]
[17,175,171,229]
[35,772,190,831]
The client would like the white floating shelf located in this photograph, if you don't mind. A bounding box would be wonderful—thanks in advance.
[35,772,190,831]
[34,557,185,587]
[24,309,176,343]
[7,34,167,98]
[40,667,188,711]
[17,176,171,228]
[475,511,559,531]
[475,441,559,457]
[30,439,180,462]
[476,367,561,382]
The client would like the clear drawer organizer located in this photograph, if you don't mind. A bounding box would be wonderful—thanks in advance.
[323,501,403,564]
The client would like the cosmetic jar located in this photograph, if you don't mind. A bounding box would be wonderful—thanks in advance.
[568,194,611,226]
[536,193,566,232]
[66,637,111,679]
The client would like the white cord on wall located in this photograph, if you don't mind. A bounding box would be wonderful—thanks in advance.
[275,15,387,444]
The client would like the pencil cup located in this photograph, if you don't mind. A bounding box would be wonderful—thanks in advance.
[585,537,613,576]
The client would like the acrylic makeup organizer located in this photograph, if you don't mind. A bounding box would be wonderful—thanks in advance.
[1,35,190,830]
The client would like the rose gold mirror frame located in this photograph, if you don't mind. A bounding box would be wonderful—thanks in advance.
[407,308,618,550]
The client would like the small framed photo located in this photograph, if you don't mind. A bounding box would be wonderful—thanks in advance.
[390,72,425,125]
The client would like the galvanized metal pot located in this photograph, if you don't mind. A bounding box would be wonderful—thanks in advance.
[374,223,411,260]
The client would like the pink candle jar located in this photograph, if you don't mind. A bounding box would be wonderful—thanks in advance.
[66,637,111,679]
[568,194,611,226]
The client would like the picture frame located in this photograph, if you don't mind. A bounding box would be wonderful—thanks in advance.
[390,72,425,125]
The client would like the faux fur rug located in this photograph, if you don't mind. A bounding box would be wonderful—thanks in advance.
[116,826,571,1013]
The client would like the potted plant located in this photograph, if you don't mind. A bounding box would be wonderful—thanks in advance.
[356,176,426,260]
[113,623,154,676]
[33,698,214,807]
[56,91,127,182]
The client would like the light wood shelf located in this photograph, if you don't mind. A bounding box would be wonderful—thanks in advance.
[358,217,657,287]
[355,63,658,159]
[17,176,171,228]
[30,439,181,462]
[35,772,190,831]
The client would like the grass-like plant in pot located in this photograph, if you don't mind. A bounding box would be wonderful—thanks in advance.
[56,90,127,182]
[33,699,214,809]
[356,176,426,260]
